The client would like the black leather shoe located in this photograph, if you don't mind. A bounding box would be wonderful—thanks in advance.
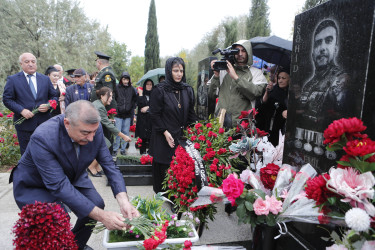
[87,169,101,177]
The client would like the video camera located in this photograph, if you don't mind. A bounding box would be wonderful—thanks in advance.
[211,48,239,71]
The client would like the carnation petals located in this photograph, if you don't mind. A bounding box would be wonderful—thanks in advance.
[323,117,367,145]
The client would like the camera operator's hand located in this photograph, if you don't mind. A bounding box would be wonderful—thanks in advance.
[266,81,274,92]
[226,60,239,81]
[210,60,220,77]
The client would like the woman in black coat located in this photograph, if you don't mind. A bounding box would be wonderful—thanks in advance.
[149,57,198,194]
[259,67,290,146]
[135,79,154,154]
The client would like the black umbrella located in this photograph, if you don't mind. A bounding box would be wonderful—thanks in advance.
[250,35,293,69]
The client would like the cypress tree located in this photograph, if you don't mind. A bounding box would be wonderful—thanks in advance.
[144,0,160,73]
[246,0,271,39]
[301,0,329,12]
[224,19,238,48]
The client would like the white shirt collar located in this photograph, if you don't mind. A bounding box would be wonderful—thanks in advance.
[23,71,36,77]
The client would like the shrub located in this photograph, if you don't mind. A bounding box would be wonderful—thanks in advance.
[0,108,21,168]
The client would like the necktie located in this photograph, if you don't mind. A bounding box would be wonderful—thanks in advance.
[73,142,80,159]
[27,74,37,99]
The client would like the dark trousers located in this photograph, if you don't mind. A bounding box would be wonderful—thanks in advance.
[72,187,105,249]
[152,161,169,194]
[15,129,34,155]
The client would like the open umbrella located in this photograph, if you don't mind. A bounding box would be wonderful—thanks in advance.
[136,68,165,86]
[250,35,293,69]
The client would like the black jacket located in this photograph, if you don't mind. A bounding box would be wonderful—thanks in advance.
[115,72,136,119]
[149,57,198,164]
[135,80,154,139]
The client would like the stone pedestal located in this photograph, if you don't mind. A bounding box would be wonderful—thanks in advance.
[284,0,375,173]
[117,158,152,186]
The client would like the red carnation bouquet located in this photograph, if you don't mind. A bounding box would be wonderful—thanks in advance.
[130,124,136,132]
[14,100,57,125]
[305,117,375,249]
[13,201,77,249]
[140,154,153,165]
[163,117,239,224]
[135,137,143,149]
[107,108,117,119]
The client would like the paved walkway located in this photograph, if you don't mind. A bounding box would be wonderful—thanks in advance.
[0,139,252,249]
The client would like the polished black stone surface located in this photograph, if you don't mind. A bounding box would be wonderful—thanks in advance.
[284,0,375,173]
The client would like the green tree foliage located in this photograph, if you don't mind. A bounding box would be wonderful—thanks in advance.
[224,18,238,48]
[144,0,160,74]
[207,27,220,53]
[290,0,329,36]
[0,0,112,89]
[301,0,329,12]
[246,0,271,39]
[128,56,145,85]
[106,41,131,80]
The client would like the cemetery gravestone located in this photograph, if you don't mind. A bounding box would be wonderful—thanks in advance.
[283,0,375,173]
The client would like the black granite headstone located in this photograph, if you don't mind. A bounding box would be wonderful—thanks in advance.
[284,0,375,173]
[196,57,217,121]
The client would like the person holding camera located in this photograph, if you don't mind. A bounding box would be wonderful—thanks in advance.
[208,40,267,128]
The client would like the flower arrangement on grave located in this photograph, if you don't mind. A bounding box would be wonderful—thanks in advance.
[303,117,375,249]
[162,117,240,224]
[140,154,153,165]
[194,109,321,228]
[14,100,57,125]
[91,193,198,249]
[12,201,78,249]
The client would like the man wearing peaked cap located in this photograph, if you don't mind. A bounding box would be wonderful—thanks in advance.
[95,51,111,60]
[64,68,94,107]
[65,68,76,85]
[91,51,118,111]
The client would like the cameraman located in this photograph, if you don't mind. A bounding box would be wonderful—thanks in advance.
[208,40,267,128]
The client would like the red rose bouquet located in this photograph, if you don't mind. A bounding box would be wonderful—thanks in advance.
[13,201,77,249]
[14,100,57,125]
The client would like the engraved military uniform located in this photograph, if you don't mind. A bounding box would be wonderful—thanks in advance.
[299,63,351,131]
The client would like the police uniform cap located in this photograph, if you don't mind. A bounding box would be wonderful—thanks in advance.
[65,69,76,75]
[95,51,111,60]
